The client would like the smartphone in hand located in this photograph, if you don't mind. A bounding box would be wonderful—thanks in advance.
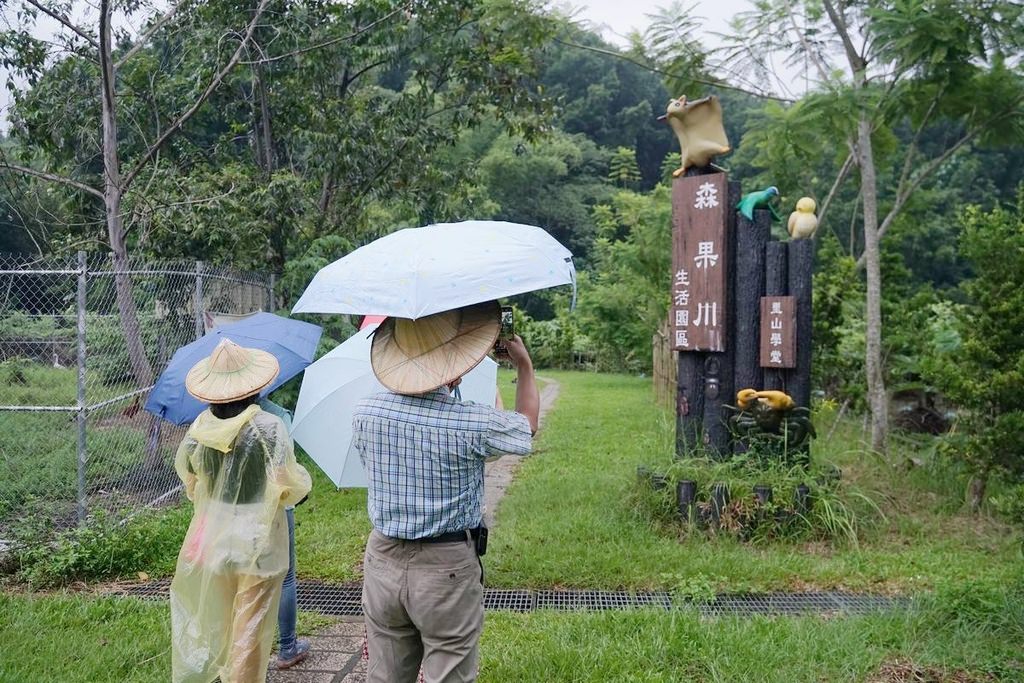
[494,306,514,358]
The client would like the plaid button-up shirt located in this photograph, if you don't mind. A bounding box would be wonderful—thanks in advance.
[352,387,532,539]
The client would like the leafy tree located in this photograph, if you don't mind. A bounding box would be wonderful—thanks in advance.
[577,185,672,372]
[478,130,612,267]
[0,0,273,385]
[538,26,671,187]
[923,189,1024,511]
[2,0,557,323]
[722,0,1024,455]
[608,147,641,188]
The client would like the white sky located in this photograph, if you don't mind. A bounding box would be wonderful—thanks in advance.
[569,0,753,46]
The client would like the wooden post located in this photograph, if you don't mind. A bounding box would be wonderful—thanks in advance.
[194,260,205,341]
[701,180,740,459]
[787,240,814,410]
[653,318,677,408]
[734,208,770,396]
[763,242,788,392]
[676,343,703,456]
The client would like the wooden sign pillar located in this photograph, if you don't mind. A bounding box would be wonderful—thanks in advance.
[673,171,739,459]
[734,210,770,400]
[674,184,814,461]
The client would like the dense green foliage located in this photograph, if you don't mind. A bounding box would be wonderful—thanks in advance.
[1,0,1023,518]
[922,190,1024,514]
[8,507,189,587]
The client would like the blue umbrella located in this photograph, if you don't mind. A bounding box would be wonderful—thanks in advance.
[145,312,322,425]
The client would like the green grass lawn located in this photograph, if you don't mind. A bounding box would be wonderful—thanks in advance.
[15,368,1016,594]
[479,594,1024,682]
[5,370,1024,682]
[485,371,1022,593]
[4,583,1021,683]
[0,363,175,525]
[0,592,339,683]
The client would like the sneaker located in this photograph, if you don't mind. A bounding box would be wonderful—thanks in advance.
[275,639,311,670]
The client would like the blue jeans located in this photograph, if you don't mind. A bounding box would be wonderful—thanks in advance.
[278,507,298,653]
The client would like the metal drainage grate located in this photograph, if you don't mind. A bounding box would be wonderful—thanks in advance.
[483,589,535,612]
[699,592,911,617]
[108,581,908,618]
[635,591,674,610]
[536,590,672,611]
[296,581,363,616]
[115,578,171,600]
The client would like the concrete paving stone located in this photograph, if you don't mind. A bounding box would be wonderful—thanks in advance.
[320,622,365,637]
[305,635,364,653]
[340,673,367,683]
[303,635,346,652]
[301,649,356,671]
[266,669,336,683]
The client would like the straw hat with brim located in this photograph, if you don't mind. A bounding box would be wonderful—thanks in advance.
[185,338,280,404]
[371,300,500,395]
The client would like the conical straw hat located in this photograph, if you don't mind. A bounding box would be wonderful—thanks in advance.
[185,338,280,404]
[371,301,500,395]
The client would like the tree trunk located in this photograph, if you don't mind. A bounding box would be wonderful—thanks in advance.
[856,116,888,455]
[967,474,988,513]
[100,0,153,388]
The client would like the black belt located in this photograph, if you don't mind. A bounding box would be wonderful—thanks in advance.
[418,530,473,544]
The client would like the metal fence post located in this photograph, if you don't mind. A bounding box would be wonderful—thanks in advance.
[194,261,205,339]
[76,251,88,523]
[268,273,276,312]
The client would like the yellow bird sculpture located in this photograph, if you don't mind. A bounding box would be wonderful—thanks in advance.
[787,197,818,240]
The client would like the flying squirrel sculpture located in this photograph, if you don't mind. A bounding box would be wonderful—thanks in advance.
[658,95,731,177]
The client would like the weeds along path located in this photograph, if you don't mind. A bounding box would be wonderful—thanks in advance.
[483,376,560,528]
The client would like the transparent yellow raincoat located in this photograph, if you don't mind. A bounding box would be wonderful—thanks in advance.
[170,405,311,683]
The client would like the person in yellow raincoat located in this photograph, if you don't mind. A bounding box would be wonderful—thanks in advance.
[171,338,312,683]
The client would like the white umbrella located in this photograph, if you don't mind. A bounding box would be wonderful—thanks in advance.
[290,325,498,487]
[291,220,575,319]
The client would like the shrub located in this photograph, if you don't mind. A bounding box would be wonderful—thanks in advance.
[9,506,189,587]
[922,188,1024,514]
[634,449,881,545]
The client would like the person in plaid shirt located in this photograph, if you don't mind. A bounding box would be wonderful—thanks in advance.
[353,300,539,683]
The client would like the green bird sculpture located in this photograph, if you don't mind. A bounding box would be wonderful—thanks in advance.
[736,186,781,221]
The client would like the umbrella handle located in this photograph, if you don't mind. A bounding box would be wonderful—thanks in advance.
[569,261,577,311]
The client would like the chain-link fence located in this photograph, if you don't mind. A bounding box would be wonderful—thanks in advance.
[0,252,272,540]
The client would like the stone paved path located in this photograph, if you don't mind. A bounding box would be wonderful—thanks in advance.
[270,376,561,682]
[266,619,366,683]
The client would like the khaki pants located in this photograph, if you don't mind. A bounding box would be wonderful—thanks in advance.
[362,530,484,683]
